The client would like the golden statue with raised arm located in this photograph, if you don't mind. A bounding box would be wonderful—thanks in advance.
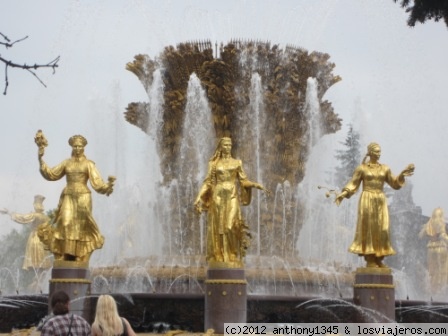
[335,142,414,268]
[35,130,115,263]
[194,137,269,268]
[0,195,52,270]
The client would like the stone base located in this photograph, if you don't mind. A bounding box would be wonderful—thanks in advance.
[353,267,395,322]
[49,260,93,323]
[204,268,247,334]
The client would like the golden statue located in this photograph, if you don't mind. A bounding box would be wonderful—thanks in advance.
[0,195,52,270]
[419,207,448,294]
[194,137,269,268]
[35,130,115,263]
[335,142,414,268]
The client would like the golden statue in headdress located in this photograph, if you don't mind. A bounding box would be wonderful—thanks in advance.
[35,130,115,264]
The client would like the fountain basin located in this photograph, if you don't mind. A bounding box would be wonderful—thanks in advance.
[1,293,448,333]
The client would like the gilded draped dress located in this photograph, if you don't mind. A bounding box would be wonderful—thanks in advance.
[11,211,52,269]
[39,155,110,259]
[342,162,404,257]
[197,158,253,267]
[419,215,448,294]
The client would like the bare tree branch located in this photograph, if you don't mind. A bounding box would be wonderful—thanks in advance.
[1,32,60,95]
[0,32,29,48]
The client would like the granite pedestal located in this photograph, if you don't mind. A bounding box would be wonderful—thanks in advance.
[353,267,395,322]
[49,260,93,323]
[204,268,247,333]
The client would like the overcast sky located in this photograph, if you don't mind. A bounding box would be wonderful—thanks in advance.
[1,0,447,241]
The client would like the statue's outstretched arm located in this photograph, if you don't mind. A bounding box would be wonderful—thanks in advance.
[335,190,348,206]
[88,161,115,196]
[249,182,270,196]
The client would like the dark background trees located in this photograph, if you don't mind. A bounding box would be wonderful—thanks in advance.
[333,124,362,187]
[394,0,448,27]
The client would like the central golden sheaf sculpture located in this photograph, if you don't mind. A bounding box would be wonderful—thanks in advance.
[124,40,342,258]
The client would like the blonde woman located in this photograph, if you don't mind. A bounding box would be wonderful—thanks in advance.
[92,295,136,336]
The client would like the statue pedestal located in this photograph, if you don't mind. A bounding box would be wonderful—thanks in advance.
[353,267,395,322]
[49,260,93,323]
[204,268,247,333]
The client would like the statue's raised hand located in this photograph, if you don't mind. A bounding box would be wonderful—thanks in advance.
[401,163,415,177]
[35,130,48,159]
[105,176,116,196]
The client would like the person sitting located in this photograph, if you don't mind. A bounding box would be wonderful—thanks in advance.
[41,290,91,336]
[91,295,136,336]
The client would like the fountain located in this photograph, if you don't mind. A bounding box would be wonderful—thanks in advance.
[122,40,341,259]
[1,40,448,331]
[95,40,350,296]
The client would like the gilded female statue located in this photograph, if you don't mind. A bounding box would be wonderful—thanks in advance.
[335,142,414,268]
[35,130,115,263]
[194,137,268,268]
[0,195,52,270]
[419,207,448,294]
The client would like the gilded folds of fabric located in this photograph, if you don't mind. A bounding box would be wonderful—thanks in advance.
[39,156,109,259]
[343,163,404,257]
[198,158,254,267]
[11,212,52,269]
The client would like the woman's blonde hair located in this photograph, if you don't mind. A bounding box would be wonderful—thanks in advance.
[92,295,124,336]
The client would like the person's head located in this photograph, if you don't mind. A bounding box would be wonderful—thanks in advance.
[220,137,232,155]
[33,194,45,213]
[363,142,381,163]
[69,135,88,158]
[211,137,232,161]
[93,295,122,335]
[50,290,70,315]
[96,294,119,317]
[431,207,444,222]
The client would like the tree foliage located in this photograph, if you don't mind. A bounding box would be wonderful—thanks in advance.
[334,124,362,187]
[0,226,32,294]
[0,226,30,268]
[393,0,448,27]
[0,32,60,95]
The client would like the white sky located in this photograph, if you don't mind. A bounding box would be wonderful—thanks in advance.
[1,0,447,240]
